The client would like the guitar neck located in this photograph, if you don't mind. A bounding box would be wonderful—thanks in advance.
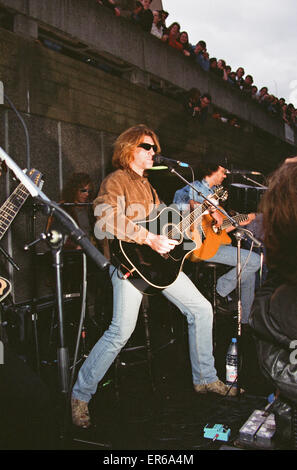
[183,195,221,232]
[167,191,223,239]
[221,213,249,231]
[167,199,210,240]
[0,184,29,240]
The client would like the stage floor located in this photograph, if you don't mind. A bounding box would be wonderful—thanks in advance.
[67,314,273,451]
[0,302,289,452]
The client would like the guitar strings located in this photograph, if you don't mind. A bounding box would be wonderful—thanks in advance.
[0,184,27,238]
[221,213,249,230]
[166,194,220,241]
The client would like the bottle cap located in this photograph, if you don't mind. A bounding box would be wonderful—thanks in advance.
[231,337,237,343]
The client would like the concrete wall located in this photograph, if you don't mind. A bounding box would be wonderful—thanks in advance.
[0,3,295,304]
[1,0,296,145]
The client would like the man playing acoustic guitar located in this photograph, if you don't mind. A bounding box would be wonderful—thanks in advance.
[173,160,261,323]
[71,125,240,428]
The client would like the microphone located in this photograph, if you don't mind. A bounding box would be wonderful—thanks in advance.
[237,228,263,248]
[153,155,190,168]
[227,169,262,175]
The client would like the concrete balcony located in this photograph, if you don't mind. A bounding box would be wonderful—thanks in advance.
[0,0,295,146]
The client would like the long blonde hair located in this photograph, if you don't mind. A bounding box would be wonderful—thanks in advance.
[112,124,161,170]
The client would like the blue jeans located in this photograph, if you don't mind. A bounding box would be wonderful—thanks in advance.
[207,244,261,323]
[72,266,218,403]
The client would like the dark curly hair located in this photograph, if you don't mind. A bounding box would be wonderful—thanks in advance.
[260,160,297,283]
[195,155,227,181]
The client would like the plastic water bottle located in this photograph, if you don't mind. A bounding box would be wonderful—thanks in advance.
[226,337,238,388]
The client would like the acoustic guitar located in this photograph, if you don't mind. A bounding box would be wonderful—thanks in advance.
[189,212,249,262]
[0,276,11,302]
[111,187,227,292]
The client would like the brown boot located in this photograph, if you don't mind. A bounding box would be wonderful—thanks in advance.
[193,383,207,394]
[194,380,244,396]
[71,397,91,428]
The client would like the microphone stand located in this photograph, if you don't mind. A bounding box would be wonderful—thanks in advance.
[0,146,109,442]
[241,175,267,189]
[168,164,262,397]
[0,244,20,271]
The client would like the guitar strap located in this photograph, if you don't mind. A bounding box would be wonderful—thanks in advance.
[148,181,158,206]
[110,180,155,278]
[110,180,161,287]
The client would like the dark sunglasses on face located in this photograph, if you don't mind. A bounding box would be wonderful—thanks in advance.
[138,143,158,152]
[79,188,92,193]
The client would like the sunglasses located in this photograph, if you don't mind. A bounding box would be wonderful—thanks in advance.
[138,143,158,152]
[79,188,92,193]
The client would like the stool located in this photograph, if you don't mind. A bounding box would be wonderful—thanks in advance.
[192,261,223,350]
[114,295,156,400]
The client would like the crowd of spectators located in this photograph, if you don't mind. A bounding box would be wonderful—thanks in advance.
[96,1,297,130]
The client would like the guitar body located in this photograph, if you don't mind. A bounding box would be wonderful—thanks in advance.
[111,206,200,292]
[0,276,11,302]
[190,213,231,262]
[189,210,249,262]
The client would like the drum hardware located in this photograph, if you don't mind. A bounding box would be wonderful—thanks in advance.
[229,183,266,214]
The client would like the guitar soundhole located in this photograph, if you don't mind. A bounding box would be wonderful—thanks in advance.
[162,223,183,243]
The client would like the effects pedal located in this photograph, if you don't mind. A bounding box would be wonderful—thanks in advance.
[204,423,231,442]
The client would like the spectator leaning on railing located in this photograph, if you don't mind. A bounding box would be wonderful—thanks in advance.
[293,108,297,128]
[159,9,169,35]
[151,10,163,39]
[235,67,245,89]
[251,85,258,100]
[162,22,183,52]
[209,57,218,75]
[130,1,143,25]
[256,86,268,103]
[227,71,237,86]
[286,103,296,127]
[132,0,153,33]
[96,0,121,16]
[183,89,212,124]
[183,87,201,117]
[178,31,195,58]
[192,40,210,72]
[242,74,254,96]
[198,93,212,122]
[209,57,225,79]
[217,59,229,81]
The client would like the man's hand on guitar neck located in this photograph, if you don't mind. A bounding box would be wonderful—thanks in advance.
[226,212,256,232]
[239,212,256,226]
[145,232,179,254]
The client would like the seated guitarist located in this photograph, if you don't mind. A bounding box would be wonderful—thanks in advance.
[173,160,261,323]
[71,125,239,428]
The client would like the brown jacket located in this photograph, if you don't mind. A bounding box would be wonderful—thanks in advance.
[93,168,160,257]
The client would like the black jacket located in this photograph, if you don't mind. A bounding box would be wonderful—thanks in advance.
[249,275,297,442]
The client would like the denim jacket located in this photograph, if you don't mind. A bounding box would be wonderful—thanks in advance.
[173,179,215,211]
